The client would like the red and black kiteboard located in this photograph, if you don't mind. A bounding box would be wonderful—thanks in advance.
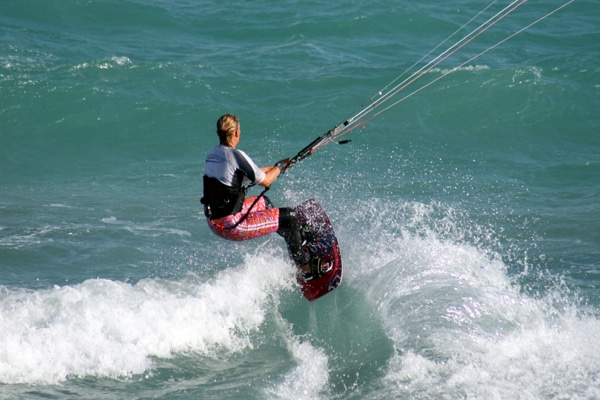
[294,199,343,301]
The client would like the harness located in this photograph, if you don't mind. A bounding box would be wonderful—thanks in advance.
[200,172,269,229]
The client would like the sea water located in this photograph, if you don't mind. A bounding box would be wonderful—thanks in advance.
[1,1,599,398]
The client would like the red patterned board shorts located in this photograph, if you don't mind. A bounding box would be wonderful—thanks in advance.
[206,196,280,241]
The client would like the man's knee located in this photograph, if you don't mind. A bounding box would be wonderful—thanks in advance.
[278,208,297,230]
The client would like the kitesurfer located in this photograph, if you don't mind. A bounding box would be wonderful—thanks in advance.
[201,114,319,277]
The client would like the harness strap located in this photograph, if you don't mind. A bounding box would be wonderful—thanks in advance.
[224,186,269,230]
[205,187,270,230]
[200,173,246,219]
[201,174,270,230]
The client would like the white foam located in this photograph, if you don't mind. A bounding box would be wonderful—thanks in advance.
[0,254,294,384]
[272,340,329,400]
[47,204,73,209]
[433,64,491,75]
[264,318,330,400]
[111,56,132,66]
[100,216,191,237]
[0,225,58,248]
[344,199,600,398]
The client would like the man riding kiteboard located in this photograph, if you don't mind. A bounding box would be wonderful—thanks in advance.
[201,114,323,280]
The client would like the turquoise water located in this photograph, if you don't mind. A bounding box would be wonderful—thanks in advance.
[1,1,599,398]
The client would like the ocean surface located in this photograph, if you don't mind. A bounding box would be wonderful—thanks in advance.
[1,1,599,398]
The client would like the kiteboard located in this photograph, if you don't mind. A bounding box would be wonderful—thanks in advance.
[294,199,342,301]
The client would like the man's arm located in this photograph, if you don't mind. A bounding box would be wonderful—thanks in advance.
[259,165,281,187]
[258,158,292,187]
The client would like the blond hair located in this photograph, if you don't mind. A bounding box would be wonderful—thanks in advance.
[216,114,239,145]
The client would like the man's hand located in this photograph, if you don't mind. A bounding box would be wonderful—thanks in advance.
[275,158,293,172]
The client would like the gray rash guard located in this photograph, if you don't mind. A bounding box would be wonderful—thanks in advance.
[204,145,266,187]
